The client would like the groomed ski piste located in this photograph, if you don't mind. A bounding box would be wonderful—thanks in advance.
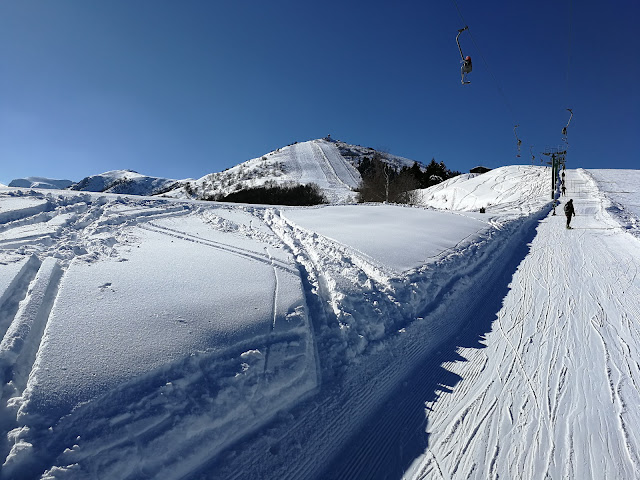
[0,166,639,479]
[162,138,411,204]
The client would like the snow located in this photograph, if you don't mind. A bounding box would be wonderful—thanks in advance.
[69,170,179,196]
[282,204,489,273]
[8,178,74,190]
[0,165,639,479]
[403,169,640,479]
[167,139,363,203]
[584,169,640,237]
[413,164,550,216]
[5,138,418,205]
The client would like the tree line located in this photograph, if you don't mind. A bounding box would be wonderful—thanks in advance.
[203,181,327,206]
[355,153,460,203]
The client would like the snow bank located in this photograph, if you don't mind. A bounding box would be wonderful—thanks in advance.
[0,193,53,227]
[413,165,550,215]
[583,169,640,238]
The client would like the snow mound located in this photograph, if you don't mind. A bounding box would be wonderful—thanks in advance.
[413,165,550,215]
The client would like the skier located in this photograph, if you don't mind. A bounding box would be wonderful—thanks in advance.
[564,199,575,229]
[456,27,472,84]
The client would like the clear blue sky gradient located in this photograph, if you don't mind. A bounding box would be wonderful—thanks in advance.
[1,0,638,184]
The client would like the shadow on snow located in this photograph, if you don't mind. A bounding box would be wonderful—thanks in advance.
[317,218,540,480]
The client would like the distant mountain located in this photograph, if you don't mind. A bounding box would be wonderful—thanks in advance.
[8,138,424,203]
[161,137,423,204]
[69,170,181,196]
[8,177,74,189]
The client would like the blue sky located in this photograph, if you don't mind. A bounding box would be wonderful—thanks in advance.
[1,0,638,184]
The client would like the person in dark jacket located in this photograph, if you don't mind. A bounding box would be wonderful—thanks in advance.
[564,199,575,229]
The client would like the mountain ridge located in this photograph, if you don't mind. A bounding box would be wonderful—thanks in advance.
[5,138,426,203]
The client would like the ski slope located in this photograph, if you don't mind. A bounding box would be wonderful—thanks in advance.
[405,169,640,479]
[0,166,639,479]
[167,139,363,203]
[268,139,361,203]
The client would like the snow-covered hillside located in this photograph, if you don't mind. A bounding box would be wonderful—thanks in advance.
[69,170,180,196]
[162,138,421,204]
[0,166,639,479]
[163,139,363,203]
[7,178,74,190]
[7,138,422,204]
[413,165,551,215]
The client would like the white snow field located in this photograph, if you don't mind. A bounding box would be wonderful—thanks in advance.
[0,165,638,479]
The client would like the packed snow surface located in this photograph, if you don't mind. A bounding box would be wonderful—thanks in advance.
[282,204,487,273]
[1,165,639,479]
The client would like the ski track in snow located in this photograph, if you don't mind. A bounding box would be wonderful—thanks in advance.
[404,169,640,480]
[291,141,358,203]
[189,201,554,480]
[0,256,64,476]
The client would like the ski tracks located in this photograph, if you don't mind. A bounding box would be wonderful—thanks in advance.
[291,141,357,203]
[409,169,640,479]
[0,192,200,475]
[0,256,64,474]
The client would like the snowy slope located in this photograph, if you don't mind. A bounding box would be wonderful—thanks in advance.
[6,138,420,205]
[413,165,550,215]
[1,166,639,479]
[69,170,180,196]
[584,168,640,237]
[8,178,74,190]
[164,139,363,203]
[404,168,640,479]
